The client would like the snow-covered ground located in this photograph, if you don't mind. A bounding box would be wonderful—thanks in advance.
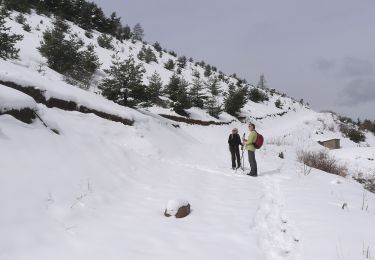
[1,8,375,260]
[1,104,375,260]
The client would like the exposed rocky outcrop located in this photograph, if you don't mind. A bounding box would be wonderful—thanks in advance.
[159,114,234,126]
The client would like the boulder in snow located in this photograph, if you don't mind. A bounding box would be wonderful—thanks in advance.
[164,199,190,218]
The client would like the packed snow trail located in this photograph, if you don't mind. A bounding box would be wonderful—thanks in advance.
[251,165,302,260]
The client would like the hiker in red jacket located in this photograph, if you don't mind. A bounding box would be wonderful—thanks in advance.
[228,128,242,169]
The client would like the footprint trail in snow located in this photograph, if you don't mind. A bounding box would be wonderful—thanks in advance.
[252,171,301,260]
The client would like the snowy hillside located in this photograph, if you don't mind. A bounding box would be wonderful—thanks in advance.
[1,7,375,260]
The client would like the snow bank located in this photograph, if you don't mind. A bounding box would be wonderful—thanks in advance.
[0,84,36,112]
[0,61,148,123]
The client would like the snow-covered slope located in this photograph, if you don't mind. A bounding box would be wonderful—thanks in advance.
[1,9,375,260]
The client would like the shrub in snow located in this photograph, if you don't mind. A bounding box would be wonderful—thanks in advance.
[137,45,157,64]
[84,30,93,39]
[164,199,191,218]
[275,99,283,109]
[97,33,114,50]
[297,150,347,177]
[339,124,366,143]
[248,88,269,103]
[164,59,175,71]
[22,23,31,32]
[15,13,27,24]
[168,50,177,57]
[0,8,23,60]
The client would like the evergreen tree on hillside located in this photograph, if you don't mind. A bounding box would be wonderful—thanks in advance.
[132,23,144,41]
[206,76,221,96]
[153,41,162,53]
[164,73,191,116]
[205,76,222,118]
[99,54,146,107]
[64,45,100,89]
[146,71,163,105]
[257,73,267,89]
[138,45,157,64]
[177,55,187,69]
[3,0,31,13]
[105,12,121,35]
[224,83,247,117]
[189,76,206,109]
[164,59,175,71]
[3,0,133,42]
[117,24,132,41]
[204,64,212,77]
[97,33,114,50]
[38,18,99,88]
[0,8,23,60]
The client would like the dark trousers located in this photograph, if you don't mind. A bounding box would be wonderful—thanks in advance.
[229,145,241,168]
[248,151,257,176]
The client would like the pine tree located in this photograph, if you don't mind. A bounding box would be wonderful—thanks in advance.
[153,41,162,52]
[64,45,100,89]
[117,24,132,41]
[146,71,163,105]
[3,0,31,13]
[206,76,221,96]
[204,64,212,77]
[0,8,23,60]
[99,54,146,107]
[38,18,99,88]
[177,55,187,69]
[224,83,247,117]
[205,76,222,118]
[132,23,144,41]
[189,76,206,109]
[138,45,157,64]
[257,73,267,89]
[165,73,191,116]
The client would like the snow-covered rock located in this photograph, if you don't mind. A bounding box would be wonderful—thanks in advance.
[164,199,191,218]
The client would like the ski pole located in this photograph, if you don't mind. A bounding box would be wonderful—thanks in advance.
[241,133,245,172]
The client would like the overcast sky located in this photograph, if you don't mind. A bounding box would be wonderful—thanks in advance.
[93,0,375,120]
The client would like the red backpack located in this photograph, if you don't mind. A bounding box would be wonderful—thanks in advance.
[254,131,264,149]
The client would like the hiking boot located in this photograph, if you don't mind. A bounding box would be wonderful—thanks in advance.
[247,173,257,177]
[236,165,241,169]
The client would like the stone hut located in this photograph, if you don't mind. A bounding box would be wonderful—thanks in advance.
[318,138,340,150]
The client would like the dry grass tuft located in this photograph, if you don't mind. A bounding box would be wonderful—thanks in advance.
[297,150,348,177]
